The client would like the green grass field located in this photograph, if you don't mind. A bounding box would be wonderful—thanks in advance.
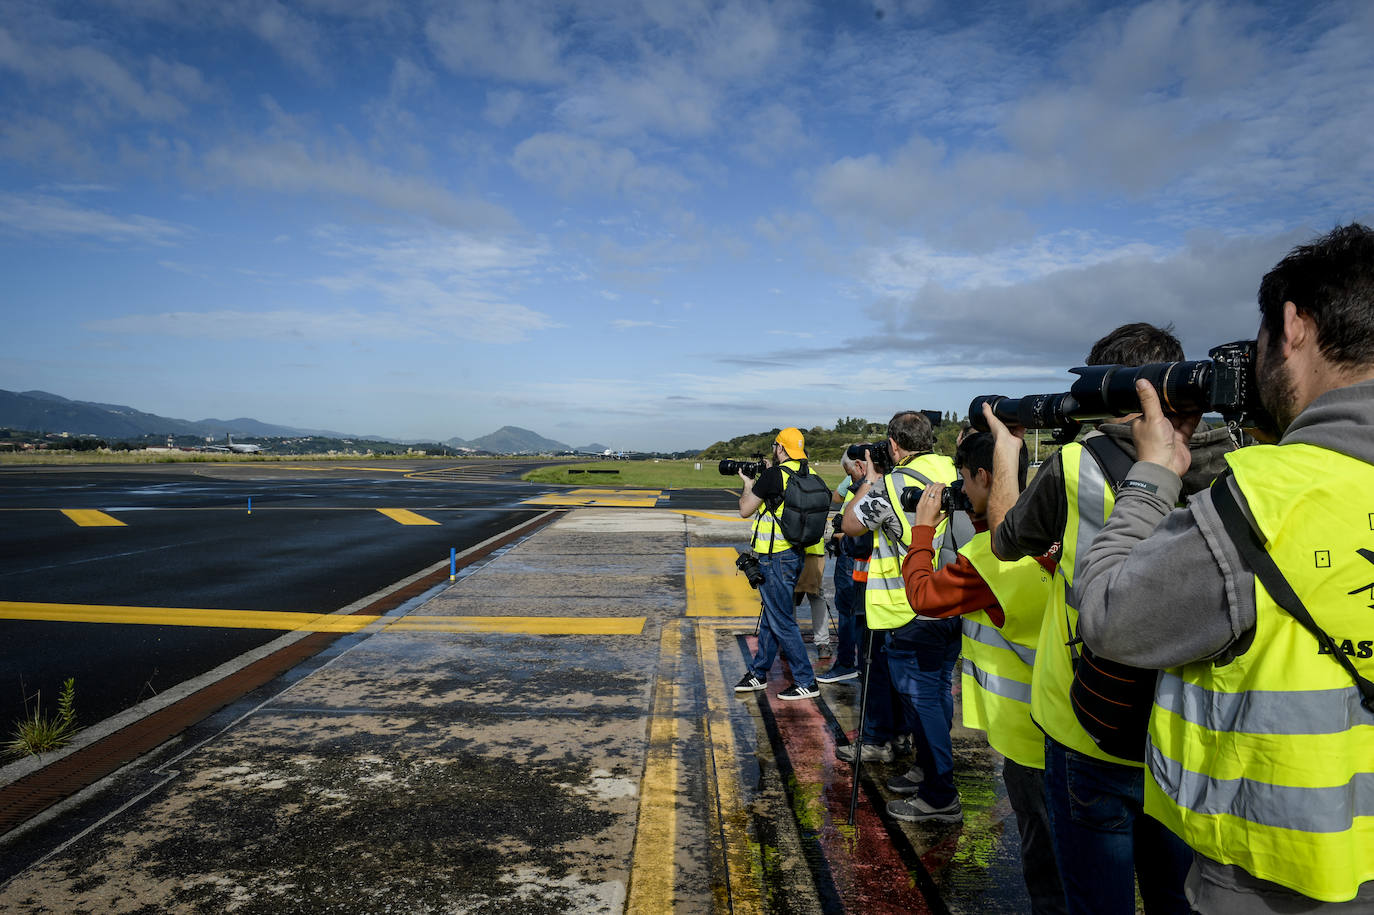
[522,459,845,490]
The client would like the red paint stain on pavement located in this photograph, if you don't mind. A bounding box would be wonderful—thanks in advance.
[745,634,934,914]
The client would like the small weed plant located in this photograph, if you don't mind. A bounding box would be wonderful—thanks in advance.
[6,678,79,759]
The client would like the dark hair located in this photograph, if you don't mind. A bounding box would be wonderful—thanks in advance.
[1258,223,1374,367]
[955,431,1028,490]
[888,410,934,453]
[1086,322,1184,366]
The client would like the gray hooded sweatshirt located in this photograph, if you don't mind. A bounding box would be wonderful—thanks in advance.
[1076,378,1374,913]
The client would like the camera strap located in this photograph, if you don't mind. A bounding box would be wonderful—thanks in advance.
[1081,434,1135,491]
[1210,470,1374,714]
[1066,435,1137,653]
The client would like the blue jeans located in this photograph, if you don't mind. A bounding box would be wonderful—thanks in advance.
[1042,737,1192,915]
[832,551,857,668]
[887,618,962,807]
[748,549,814,687]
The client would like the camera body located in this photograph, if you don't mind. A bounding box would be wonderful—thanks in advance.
[847,441,893,475]
[970,339,1272,439]
[718,457,770,479]
[735,550,765,589]
[898,478,973,514]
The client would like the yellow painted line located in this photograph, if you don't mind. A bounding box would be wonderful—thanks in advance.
[672,509,749,521]
[627,621,683,914]
[0,602,646,635]
[522,488,661,508]
[0,601,361,632]
[386,616,646,635]
[697,623,765,915]
[60,509,126,527]
[376,508,440,526]
[685,547,763,617]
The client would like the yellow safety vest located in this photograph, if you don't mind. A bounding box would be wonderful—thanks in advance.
[866,453,958,630]
[841,488,871,584]
[750,460,803,555]
[960,532,1053,769]
[1144,444,1374,902]
[1029,441,1142,766]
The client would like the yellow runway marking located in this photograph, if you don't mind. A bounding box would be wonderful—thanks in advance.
[0,602,645,635]
[376,508,440,525]
[697,623,765,914]
[523,488,661,508]
[685,547,762,617]
[60,509,126,527]
[672,509,749,521]
[627,621,684,914]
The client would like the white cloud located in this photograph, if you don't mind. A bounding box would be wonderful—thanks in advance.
[203,140,517,230]
[483,89,525,127]
[425,1,567,85]
[511,132,690,198]
[0,193,184,244]
[0,26,193,120]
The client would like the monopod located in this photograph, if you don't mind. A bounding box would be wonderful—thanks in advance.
[847,626,876,827]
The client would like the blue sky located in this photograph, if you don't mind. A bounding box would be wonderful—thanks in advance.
[1,0,1370,450]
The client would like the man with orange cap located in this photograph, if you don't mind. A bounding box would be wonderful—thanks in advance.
[734,427,823,701]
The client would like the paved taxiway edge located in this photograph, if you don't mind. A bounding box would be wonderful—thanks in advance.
[0,510,564,836]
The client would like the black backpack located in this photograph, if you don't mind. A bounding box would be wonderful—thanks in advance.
[776,465,831,549]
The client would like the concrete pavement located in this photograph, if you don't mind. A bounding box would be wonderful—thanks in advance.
[0,507,1033,913]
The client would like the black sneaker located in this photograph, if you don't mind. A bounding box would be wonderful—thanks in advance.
[734,673,767,693]
[888,796,962,824]
[885,765,926,795]
[816,664,859,684]
[777,683,819,701]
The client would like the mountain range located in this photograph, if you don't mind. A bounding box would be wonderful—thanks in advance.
[0,390,610,453]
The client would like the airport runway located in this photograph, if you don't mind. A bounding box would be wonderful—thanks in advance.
[0,460,738,732]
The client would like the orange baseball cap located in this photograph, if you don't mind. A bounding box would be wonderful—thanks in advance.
[775,427,806,460]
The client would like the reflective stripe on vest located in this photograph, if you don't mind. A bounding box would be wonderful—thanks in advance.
[1144,443,1374,902]
[750,460,802,554]
[960,531,1053,768]
[865,453,957,630]
[841,489,870,581]
[1028,441,1141,767]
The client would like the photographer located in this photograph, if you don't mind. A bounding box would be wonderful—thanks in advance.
[816,449,865,683]
[899,432,1065,914]
[733,427,822,702]
[1074,224,1374,911]
[840,411,962,818]
[985,322,1234,915]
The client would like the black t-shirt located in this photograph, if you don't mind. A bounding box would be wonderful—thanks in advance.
[752,460,808,509]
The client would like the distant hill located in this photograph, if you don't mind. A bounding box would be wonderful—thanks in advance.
[0,389,316,439]
[450,425,571,454]
[1,388,621,455]
[576,442,611,453]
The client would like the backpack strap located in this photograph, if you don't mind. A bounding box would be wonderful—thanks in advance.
[1210,470,1374,714]
[1081,434,1134,490]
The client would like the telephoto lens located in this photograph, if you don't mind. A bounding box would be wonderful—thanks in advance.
[718,459,768,478]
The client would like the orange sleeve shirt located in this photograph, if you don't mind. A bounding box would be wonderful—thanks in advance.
[901,521,1056,628]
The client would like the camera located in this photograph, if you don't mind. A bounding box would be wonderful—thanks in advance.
[898,479,974,514]
[847,441,893,475]
[735,551,765,589]
[718,457,769,478]
[969,340,1273,440]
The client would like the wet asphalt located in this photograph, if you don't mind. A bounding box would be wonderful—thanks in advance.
[0,467,1036,914]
